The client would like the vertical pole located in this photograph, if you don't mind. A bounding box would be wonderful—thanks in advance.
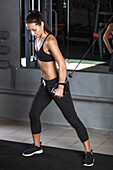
[38,0,40,11]
[20,0,22,17]
[42,0,47,21]
[98,28,103,60]
[94,0,100,33]
[25,0,30,67]
[32,0,34,10]
[48,0,52,31]
[67,0,69,59]
[92,0,100,56]
[31,0,34,58]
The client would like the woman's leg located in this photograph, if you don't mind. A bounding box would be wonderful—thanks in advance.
[29,84,52,146]
[32,134,41,146]
[83,140,91,153]
[52,83,90,151]
[22,84,52,156]
[52,83,94,166]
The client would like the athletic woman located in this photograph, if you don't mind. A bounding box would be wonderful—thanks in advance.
[103,23,113,72]
[22,10,94,167]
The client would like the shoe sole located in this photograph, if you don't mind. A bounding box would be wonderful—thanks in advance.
[83,158,95,167]
[22,149,43,157]
[83,163,94,167]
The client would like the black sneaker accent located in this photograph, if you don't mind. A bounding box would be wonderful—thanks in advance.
[22,144,43,157]
[83,150,95,167]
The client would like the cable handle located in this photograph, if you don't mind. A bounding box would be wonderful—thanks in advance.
[51,81,70,94]
[51,82,65,94]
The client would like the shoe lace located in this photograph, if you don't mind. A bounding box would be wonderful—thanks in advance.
[27,144,35,151]
[85,150,93,160]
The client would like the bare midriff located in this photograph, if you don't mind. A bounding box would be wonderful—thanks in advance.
[38,60,58,80]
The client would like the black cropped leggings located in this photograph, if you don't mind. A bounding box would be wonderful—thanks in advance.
[29,77,89,143]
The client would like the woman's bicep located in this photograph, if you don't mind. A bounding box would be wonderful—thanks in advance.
[47,37,66,65]
[104,24,113,37]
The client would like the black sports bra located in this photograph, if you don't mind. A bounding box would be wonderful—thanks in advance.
[35,33,55,62]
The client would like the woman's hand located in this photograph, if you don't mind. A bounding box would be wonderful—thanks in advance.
[54,86,64,98]
[109,49,113,54]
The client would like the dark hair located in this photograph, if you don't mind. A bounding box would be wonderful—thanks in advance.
[26,10,52,34]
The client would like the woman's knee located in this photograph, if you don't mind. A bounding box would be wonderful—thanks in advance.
[29,111,33,119]
[29,111,39,122]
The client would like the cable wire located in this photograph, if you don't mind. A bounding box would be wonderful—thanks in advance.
[66,15,113,83]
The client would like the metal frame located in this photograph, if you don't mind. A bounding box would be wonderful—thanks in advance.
[25,0,30,67]
[42,0,47,21]
[67,0,69,58]
[38,0,40,11]
[31,0,35,58]
[48,0,52,31]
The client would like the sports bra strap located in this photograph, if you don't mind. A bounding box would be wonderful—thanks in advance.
[43,33,51,45]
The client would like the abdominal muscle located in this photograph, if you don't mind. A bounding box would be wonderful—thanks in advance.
[38,60,58,80]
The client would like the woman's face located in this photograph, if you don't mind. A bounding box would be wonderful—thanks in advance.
[26,22,43,37]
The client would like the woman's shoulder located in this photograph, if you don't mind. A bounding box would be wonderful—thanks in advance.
[47,33,56,41]
[107,23,113,30]
[47,33,57,46]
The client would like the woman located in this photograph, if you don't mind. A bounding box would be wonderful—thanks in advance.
[22,10,94,167]
[103,23,113,72]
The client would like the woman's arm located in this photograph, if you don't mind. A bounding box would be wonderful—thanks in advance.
[47,35,67,98]
[103,23,113,54]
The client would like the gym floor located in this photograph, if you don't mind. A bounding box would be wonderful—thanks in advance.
[0,118,113,155]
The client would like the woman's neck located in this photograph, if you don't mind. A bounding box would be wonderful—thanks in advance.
[39,31,48,40]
